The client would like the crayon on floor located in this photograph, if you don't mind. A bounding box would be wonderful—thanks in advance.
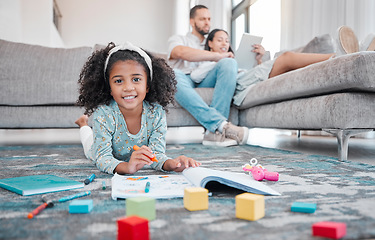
[58,191,91,203]
[145,182,150,193]
[84,174,95,185]
[28,202,48,219]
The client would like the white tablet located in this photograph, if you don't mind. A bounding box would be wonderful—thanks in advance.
[235,33,263,70]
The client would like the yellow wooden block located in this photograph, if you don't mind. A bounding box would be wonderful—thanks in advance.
[184,187,209,211]
[235,193,265,221]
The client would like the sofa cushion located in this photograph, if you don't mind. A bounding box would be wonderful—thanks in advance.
[239,92,375,130]
[0,106,85,128]
[300,33,335,54]
[274,34,335,58]
[0,39,92,106]
[238,51,375,110]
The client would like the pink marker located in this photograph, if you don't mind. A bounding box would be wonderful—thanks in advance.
[264,169,279,181]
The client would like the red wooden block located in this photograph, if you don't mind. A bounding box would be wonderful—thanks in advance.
[312,221,346,239]
[117,216,149,240]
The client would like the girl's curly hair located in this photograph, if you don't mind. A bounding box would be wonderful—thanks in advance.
[76,42,177,116]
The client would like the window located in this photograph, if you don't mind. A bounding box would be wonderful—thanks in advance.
[232,0,243,8]
[231,0,257,50]
[233,14,245,50]
[232,0,281,57]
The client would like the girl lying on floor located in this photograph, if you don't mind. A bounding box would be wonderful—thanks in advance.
[75,42,200,174]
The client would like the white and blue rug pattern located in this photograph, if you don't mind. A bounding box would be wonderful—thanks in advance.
[0,144,374,240]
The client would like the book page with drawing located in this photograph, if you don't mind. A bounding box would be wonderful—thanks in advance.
[111,173,193,200]
[111,167,280,200]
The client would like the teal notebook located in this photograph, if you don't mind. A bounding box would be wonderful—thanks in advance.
[0,174,84,196]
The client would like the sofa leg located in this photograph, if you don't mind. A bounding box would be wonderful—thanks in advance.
[323,128,373,161]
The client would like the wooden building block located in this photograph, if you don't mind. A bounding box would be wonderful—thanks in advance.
[235,193,264,221]
[291,202,317,213]
[183,187,209,211]
[69,199,93,213]
[117,216,149,240]
[312,221,346,239]
[126,197,156,221]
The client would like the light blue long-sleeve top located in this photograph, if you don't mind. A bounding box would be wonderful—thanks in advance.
[88,100,169,174]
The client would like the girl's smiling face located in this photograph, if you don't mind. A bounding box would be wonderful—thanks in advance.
[208,30,231,53]
[109,60,148,116]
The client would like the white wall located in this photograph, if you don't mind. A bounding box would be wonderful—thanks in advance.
[0,0,63,47]
[172,0,190,36]
[0,0,177,51]
[0,0,23,42]
[56,0,175,52]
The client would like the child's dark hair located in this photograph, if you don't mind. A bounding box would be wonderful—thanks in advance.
[204,29,234,53]
[77,42,177,116]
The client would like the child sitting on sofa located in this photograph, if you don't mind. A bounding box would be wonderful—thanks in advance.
[75,42,200,174]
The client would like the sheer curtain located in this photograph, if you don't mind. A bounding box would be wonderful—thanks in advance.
[193,0,231,32]
[281,0,375,50]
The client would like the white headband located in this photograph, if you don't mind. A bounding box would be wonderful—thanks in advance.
[104,42,153,81]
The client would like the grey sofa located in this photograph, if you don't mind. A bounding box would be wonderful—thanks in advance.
[1,38,374,161]
[0,39,91,128]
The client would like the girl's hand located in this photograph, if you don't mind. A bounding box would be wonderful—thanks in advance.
[252,44,266,64]
[114,145,154,174]
[214,52,235,62]
[163,155,201,172]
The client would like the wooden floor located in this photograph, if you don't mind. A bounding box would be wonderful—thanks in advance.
[0,127,374,166]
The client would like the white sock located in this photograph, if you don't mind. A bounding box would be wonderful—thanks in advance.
[217,121,228,133]
[80,126,93,159]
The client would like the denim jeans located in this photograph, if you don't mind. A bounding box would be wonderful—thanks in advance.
[174,58,237,132]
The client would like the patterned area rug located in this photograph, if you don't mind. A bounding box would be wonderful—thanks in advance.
[0,144,375,240]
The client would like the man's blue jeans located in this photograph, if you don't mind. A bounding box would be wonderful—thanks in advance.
[174,58,237,132]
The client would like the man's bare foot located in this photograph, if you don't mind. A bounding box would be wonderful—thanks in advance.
[75,115,89,127]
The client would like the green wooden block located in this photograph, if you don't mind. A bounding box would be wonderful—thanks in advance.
[126,197,156,221]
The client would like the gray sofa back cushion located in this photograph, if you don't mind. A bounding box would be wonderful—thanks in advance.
[274,34,335,58]
[0,39,92,106]
[300,34,335,54]
[238,51,375,109]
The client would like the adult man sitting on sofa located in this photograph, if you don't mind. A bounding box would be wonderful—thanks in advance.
[167,5,249,147]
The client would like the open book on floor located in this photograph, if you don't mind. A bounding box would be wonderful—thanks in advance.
[111,167,280,200]
[183,167,280,196]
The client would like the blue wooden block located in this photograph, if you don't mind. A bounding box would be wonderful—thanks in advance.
[69,199,93,213]
[291,202,316,213]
